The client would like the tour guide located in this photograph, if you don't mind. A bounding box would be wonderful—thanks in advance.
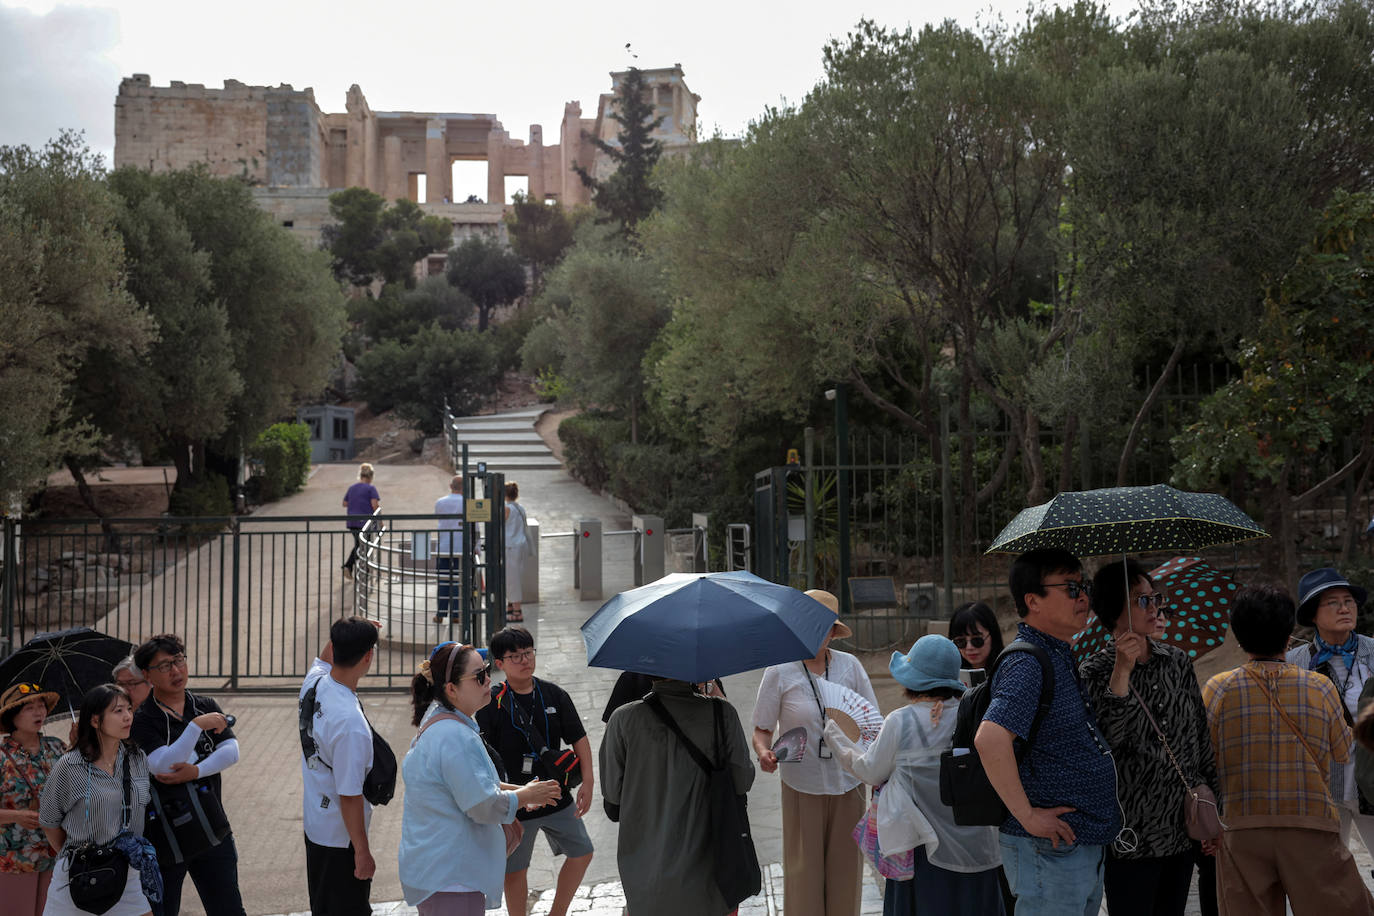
[975,548,1121,916]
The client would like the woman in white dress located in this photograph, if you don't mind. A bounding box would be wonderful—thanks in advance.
[503,482,530,623]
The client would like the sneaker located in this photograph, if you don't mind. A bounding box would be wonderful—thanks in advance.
[433,615,445,623]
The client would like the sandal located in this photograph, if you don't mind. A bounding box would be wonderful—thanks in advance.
[507,609,524,622]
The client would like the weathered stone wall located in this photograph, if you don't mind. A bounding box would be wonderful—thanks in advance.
[115,75,326,186]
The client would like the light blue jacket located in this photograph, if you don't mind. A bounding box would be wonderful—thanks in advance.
[399,703,518,907]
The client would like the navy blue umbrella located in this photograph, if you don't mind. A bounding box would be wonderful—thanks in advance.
[581,571,837,683]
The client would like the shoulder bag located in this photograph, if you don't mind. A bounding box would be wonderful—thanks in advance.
[143,693,231,866]
[299,679,396,806]
[496,682,582,789]
[1129,685,1223,841]
[1244,667,1340,810]
[644,693,761,908]
[415,712,523,856]
[67,753,131,915]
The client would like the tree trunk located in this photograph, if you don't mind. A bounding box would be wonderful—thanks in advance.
[959,375,976,546]
[1059,413,1079,494]
[1024,411,1047,507]
[64,458,118,550]
[629,396,639,445]
[1116,336,1186,487]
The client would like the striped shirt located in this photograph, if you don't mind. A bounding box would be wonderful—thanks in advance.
[1202,661,1352,832]
[38,746,151,846]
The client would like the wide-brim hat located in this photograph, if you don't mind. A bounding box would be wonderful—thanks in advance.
[890,635,967,695]
[804,589,853,639]
[0,683,59,722]
[1297,567,1367,627]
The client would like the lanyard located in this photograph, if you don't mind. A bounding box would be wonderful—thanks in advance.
[505,680,551,753]
[801,655,830,724]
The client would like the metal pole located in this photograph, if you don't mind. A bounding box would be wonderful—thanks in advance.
[940,395,955,615]
[836,384,851,616]
[230,520,241,690]
[804,426,816,590]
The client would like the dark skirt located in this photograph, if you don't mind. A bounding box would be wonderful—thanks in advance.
[884,847,1007,916]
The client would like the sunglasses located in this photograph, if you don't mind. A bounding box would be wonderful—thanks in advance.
[1135,593,1170,615]
[1042,580,1092,600]
[460,663,491,686]
[952,635,987,650]
[12,683,45,696]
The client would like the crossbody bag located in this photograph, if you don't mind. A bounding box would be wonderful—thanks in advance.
[1128,685,1222,840]
[496,682,582,789]
[414,712,523,856]
[1244,667,1339,809]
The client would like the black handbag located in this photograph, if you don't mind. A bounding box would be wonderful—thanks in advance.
[645,693,761,908]
[67,753,132,915]
[498,682,583,789]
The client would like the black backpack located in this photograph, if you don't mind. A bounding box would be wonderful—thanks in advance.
[299,680,397,807]
[644,694,761,908]
[938,640,1054,826]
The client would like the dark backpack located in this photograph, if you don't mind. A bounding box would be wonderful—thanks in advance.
[938,640,1054,826]
[299,680,397,806]
[644,693,761,908]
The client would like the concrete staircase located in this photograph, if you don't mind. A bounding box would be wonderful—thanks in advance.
[449,404,562,472]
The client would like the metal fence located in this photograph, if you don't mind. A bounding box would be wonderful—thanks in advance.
[0,510,506,691]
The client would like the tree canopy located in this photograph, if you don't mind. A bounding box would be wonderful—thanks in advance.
[573,67,666,236]
[322,187,452,289]
[446,233,526,331]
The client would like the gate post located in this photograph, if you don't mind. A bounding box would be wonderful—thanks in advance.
[633,515,664,585]
[577,519,602,601]
[1,517,16,655]
[230,519,241,690]
[522,518,539,604]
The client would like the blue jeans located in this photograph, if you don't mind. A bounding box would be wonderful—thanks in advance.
[1000,833,1105,916]
[154,832,247,916]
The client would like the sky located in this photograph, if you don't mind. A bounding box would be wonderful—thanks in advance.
[1,0,1140,177]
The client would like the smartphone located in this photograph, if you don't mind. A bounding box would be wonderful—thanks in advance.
[958,668,987,688]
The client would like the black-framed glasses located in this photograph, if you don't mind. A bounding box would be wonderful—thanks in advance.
[145,654,188,674]
[1042,580,1092,600]
[952,635,987,650]
[500,650,535,664]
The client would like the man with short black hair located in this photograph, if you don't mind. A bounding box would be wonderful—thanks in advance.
[477,626,594,916]
[1204,585,1373,914]
[130,634,243,916]
[974,548,1120,915]
[299,617,380,916]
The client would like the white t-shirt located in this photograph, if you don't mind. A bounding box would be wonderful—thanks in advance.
[436,493,464,554]
[300,658,374,847]
[752,649,878,796]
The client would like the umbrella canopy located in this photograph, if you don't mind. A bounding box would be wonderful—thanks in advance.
[581,571,838,683]
[986,484,1267,558]
[0,627,135,716]
[1072,557,1238,664]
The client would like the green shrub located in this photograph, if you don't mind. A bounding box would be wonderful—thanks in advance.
[355,325,500,434]
[250,422,312,502]
[558,412,628,493]
[168,471,233,524]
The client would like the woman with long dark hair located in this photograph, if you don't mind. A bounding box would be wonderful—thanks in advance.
[949,602,1005,672]
[399,643,560,915]
[38,684,160,916]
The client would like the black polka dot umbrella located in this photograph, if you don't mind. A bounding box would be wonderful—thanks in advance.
[1071,556,1238,664]
[985,484,1267,558]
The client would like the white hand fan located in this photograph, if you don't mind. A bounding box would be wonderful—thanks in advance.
[815,678,883,748]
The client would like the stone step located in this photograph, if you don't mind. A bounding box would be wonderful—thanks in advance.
[453,431,549,444]
[451,420,544,433]
[454,405,552,421]
[475,456,564,470]
[456,443,557,456]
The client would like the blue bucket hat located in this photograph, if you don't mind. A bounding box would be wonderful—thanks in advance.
[890,635,967,695]
[1297,567,1367,628]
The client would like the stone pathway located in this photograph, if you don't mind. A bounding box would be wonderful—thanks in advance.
[451,405,562,472]
[271,863,887,916]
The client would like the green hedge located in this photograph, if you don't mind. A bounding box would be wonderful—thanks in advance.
[250,422,312,502]
[168,471,233,530]
[558,412,627,494]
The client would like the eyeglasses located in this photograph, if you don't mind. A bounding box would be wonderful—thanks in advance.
[1136,593,1172,617]
[115,677,147,688]
[952,635,987,650]
[145,654,188,674]
[460,664,491,686]
[500,650,535,664]
[1319,597,1360,611]
[1042,580,1092,600]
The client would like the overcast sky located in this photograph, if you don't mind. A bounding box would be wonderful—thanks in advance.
[1,0,1138,175]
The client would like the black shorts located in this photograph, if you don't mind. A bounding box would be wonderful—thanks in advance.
[304,834,371,916]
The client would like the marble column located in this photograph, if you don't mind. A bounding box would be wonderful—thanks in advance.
[487,128,506,205]
[383,135,405,201]
[425,118,448,203]
[528,125,545,201]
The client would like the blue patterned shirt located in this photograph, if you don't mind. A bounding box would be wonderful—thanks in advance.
[982,622,1121,846]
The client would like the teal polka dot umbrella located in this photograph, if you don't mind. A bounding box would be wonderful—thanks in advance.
[1071,556,1238,663]
[985,484,1267,558]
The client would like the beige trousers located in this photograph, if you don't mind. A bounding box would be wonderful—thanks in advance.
[780,781,866,916]
[1217,826,1374,916]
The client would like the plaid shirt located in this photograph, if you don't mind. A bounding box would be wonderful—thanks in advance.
[1202,661,1352,832]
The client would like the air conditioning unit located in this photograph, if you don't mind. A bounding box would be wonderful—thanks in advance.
[905,582,944,620]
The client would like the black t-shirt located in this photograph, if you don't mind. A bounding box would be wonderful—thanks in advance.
[476,677,585,820]
[130,691,237,806]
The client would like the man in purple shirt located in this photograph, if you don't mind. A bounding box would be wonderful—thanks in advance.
[341,463,380,578]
